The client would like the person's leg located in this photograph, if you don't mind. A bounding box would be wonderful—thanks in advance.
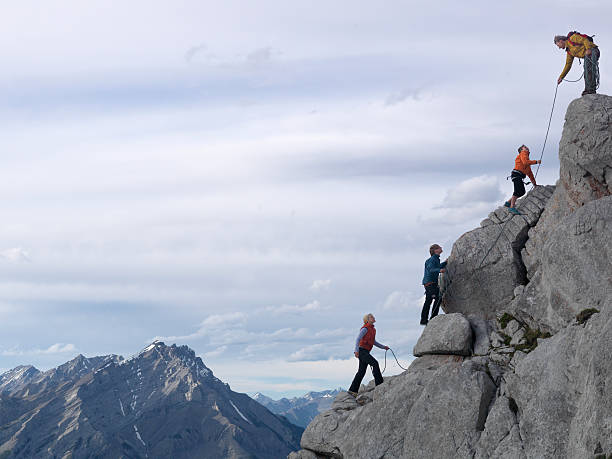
[348,350,369,393]
[585,53,594,93]
[421,285,434,324]
[584,48,600,93]
[430,284,442,319]
[511,178,525,208]
[363,351,384,385]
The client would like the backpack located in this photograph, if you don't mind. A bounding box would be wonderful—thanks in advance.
[567,31,594,48]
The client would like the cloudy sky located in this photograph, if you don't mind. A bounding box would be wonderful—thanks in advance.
[0,0,610,398]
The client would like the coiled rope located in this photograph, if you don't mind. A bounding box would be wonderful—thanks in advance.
[381,347,409,374]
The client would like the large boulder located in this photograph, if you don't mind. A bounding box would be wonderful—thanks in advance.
[413,313,472,357]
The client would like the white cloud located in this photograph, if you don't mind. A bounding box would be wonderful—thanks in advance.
[384,88,422,106]
[203,345,227,359]
[202,312,247,328]
[310,279,331,292]
[439,175,503,209]
[265,300,322,314]
[0,248,30,262]
[246,47,277,66]
[1,343,76,356]
[382,291,423,311]
[287,344,333,362]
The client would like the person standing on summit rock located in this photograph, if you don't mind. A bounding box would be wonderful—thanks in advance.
[504,145,540,215]
[347,313,388,397]
[555,32,600,95]
[420,244,447,325]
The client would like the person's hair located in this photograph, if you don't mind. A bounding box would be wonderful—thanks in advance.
[517,144,528,153]
[429,244,441,256]
[554,35,568,44]
[363,313,373,323]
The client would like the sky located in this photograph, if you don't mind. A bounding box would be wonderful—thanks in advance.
[0,0,610,399]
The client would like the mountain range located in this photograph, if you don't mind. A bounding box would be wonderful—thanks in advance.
[0,342,302,459]
[252,388,342,428]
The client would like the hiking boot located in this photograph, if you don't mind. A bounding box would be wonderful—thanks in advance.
[504,201,511,208]
[582,90,596,96]
[347,390,358,397]
[508,207,520,215]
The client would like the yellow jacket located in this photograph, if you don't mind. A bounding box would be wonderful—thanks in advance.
[560,34,598,80]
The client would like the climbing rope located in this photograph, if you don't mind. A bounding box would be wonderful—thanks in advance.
[533,84,558,183]
[541,53,600,181]
[381,348,409,374]
[563,74,583,83]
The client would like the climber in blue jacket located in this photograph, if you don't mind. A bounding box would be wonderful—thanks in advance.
[420,244,447,325]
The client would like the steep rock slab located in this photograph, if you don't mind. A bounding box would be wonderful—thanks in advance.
[298,355,495,459]
[413,313,472,357]
[442,186,555,318]
[504,307,612,458]
[510,196,612,331]
[523,94,612,275]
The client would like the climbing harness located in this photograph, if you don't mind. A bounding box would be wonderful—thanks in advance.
[381,348,409,374]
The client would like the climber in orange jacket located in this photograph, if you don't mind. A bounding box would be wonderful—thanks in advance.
[504,145,541,215]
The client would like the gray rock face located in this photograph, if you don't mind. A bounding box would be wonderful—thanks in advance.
[511,196,612,331]
[299,355,495,459]
[413,313,472,357]
[291,94,612,459]
[0,342,302,459]
[442,185,555,319]
[503,308,611,458]
[523,95,612,270]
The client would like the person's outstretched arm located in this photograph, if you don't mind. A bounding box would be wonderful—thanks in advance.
[374,340,389,350]
[559,53,574,82]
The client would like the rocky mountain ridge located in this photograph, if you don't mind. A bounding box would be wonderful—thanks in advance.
[0,342,302,459]
[253,389,343,428]
[290,94,612,458]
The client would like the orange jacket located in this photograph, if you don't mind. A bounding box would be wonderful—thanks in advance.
[514,151,537,184]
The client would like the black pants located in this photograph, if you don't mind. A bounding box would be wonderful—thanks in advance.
[348,348,383,393]
[511,170,526,198]
[421,283,441,324]
[585,47,600,92]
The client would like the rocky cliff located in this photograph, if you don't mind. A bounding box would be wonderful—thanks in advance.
[0,342,302,459]
[290,94,612,459]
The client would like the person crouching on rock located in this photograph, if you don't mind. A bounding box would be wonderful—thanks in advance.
[555,32,600,96]
[347,313,389,397]
[420,244,447,325]
[504,145,540,215]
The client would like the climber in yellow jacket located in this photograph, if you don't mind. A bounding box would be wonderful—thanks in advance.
[555,32,600,96]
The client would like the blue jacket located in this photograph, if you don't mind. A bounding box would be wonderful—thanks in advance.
[422,254,447,285]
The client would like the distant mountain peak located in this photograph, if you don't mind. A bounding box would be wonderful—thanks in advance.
[1,342,302,458]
